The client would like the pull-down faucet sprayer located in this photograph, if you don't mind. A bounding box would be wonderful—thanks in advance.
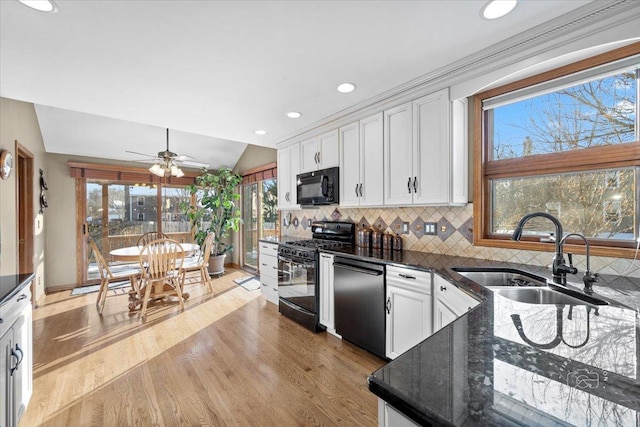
[511,212,578,285]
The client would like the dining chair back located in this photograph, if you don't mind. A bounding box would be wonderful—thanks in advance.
[137,231,169,246]
[180,232,214,292]
[138,238,186,318]
[89,237,136,314]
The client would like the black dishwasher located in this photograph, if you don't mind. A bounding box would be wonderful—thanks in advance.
[333,256,385,358]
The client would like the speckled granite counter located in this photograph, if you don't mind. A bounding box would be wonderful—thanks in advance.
[0,273,34,306]
[320,247,640,426]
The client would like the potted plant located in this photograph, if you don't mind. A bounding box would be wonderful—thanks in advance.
[184,167,243,275]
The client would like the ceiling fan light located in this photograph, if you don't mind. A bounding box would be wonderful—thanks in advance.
[149,164,165,177]
[171,164,185,177]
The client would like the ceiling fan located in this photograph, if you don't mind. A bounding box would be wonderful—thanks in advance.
[126,128,209,177]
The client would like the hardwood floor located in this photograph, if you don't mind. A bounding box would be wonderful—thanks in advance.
[23,269,385,426]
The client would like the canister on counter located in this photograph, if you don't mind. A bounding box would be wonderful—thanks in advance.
[392,233,403,251]
[382,232,393,251]
[356,224,371,247]
[371,225,383,249]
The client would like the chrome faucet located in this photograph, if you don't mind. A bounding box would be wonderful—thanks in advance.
[559,233,599,294]
[511,212,577,285]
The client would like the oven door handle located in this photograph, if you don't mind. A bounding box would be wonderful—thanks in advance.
[333,262,383,276]
[278,257,316,269]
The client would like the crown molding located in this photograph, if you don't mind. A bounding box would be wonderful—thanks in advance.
[276,0,640,147]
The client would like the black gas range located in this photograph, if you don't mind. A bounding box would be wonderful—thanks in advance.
[277,221,355,331]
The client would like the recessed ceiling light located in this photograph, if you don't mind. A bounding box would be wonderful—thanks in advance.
[254,129,267,135]
[481,0,517,20]
[17,0,58,13]
[286,111,302,119]
[337,83,356,93]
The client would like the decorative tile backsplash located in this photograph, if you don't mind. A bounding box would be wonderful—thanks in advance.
[282,204,640,278]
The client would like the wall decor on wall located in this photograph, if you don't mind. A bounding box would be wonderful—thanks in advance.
[0,148,13,179]
[39,169,48,213]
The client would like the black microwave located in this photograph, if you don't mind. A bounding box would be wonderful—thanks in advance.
[296,167,339,206]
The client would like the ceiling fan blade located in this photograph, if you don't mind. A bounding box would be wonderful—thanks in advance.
[126,150,156,158]
[174,154,194,161]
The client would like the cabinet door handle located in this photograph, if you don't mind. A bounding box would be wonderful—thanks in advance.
[407,177,412,193]
[399,273,416,280]
[440,286,447,292]
[413,177,417,193]
[17,293,27,302]
[10,347,20,376]
[261,263,267,267]
[386,296,391,314]
[355,184,359,197]
[359,183,363,197]
[15,343,24,366]
[317,152,321,164]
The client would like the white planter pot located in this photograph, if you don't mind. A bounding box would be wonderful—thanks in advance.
[208,254,226,275]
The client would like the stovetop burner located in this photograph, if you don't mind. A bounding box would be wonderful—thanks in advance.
[284,239,351,250]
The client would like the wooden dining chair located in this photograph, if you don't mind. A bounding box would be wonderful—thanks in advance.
[89,238,139,315]
[136,231,169,246]
[180,232,214,293]
[137,238,186,318]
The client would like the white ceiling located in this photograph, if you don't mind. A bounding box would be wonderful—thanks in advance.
[0,0,594,170]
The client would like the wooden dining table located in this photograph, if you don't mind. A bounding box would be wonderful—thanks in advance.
[109,243,201,311]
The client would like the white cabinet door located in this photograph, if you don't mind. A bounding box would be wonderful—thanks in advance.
[300,137,319,173]
[378,399,420,427]
[359,112,384,206]
[339,122,360,207]
[413,89,450,205]
[451,97,468,205]
[12,306,32,425]
[386,284,431,359]
[385,266,432,360]
[317,129,339,169]
[433,274,479,333]
[384,102,414,205]
[0,328,11,427]
[318,253,336,333]
[301,130,339,173]
[277,145,300,208]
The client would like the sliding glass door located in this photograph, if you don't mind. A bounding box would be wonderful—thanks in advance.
[85,181,193,281]
[241,178,278,272]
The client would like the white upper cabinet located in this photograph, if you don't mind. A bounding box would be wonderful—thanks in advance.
[339,113,384,208]
[383,102,414,205]
[277,144,300,209]
[300,129,339,173]
[413,89,450,205]
[384,88,458,206]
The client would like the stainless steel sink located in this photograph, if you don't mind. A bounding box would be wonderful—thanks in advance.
[452,267,609,306]
[452,267,547,287]
[486,286,607,306]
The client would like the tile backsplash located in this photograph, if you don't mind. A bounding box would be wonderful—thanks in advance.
[282,204,640,278]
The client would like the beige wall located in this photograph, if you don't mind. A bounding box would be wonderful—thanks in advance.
[0,97,48,301]
[232,144,276,175]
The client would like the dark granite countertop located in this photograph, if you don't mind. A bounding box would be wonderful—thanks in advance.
[320,246,640,426]
[0,273,35,306]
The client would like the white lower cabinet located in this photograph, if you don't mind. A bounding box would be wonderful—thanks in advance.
[319,253,338,335]
[259,242,279,304]
[433,274,479,333]
[385,266,432,359]
[378,399,420,427]
[1,288,33,427]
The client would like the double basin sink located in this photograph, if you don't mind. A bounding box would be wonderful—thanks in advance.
[451,267,609,307]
